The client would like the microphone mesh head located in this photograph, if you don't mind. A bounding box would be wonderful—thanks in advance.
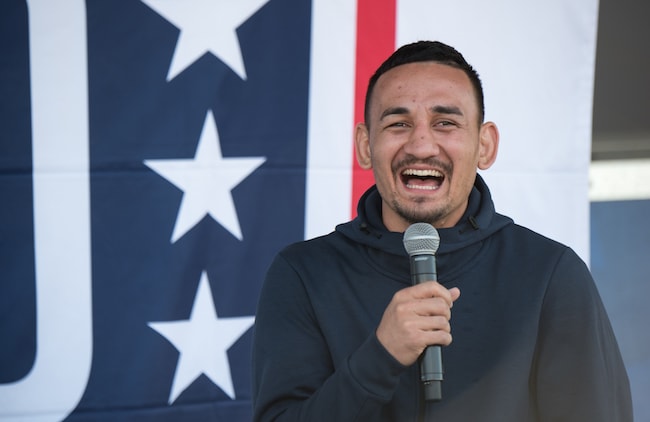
[403,223,440,256]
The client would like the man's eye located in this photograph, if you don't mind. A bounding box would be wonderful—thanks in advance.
[388,122,409,128]
[436,121,455,127]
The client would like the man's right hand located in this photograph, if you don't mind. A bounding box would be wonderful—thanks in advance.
[375,281,461,366]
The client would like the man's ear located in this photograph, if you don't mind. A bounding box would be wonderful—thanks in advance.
[355,123,372,169]
[477,121,499,170]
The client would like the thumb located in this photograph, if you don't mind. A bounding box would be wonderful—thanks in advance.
[449,287,461,304]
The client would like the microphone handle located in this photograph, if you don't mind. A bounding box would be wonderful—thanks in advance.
[410,254,443,401]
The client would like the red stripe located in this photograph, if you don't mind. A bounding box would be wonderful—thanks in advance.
[352,0,396,217]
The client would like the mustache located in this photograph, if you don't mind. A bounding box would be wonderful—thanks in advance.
[392,155,453,175]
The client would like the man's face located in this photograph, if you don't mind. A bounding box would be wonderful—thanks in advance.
[355,61,498,232]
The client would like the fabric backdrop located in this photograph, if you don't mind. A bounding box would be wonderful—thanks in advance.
[0,0,598,420]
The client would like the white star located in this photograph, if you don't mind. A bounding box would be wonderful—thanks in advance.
[144,110,265,242]
[141,0,271,80]
[149,272,255,402]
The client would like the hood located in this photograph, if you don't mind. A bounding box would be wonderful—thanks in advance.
[336,174,513,259]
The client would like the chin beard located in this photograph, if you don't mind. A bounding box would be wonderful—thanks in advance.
[392,198,447,226]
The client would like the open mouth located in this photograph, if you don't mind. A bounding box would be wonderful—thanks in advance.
[401,168,444,190]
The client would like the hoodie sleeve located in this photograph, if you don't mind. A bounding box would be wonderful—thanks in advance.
[252,252,407,422]
[533,248,633,421]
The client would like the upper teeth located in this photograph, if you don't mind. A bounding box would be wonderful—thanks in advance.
[402,169,443,177]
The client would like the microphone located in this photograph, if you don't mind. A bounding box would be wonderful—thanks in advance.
[403,222,443,402]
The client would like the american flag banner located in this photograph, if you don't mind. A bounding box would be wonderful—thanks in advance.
[0,0,598,421]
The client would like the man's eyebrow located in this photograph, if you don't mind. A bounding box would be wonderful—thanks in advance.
[431,105,464,116]
[379,105,464,121]
[379,106,410,121]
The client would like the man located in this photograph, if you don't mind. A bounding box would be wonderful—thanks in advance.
[252,41,632,421]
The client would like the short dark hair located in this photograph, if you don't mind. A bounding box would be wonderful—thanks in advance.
[364,41,485,126]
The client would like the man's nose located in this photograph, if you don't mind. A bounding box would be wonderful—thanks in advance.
[404,123,440,157]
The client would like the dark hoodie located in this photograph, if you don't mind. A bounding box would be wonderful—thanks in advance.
[252,175,632,421]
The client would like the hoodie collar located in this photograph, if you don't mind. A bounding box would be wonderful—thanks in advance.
[336,174,512,256]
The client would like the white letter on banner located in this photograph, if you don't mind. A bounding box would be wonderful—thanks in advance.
[0,1,93,421]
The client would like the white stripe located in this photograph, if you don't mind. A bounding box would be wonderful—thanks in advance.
[396,0,599,263]
[305,0,357,240]
[0,1,93,420]
[590,159,650,201]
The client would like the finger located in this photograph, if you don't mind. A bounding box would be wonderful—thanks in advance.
[410,297,453,319]
[421,327,454,347]
[449,287,461,305]
[411,315,451,333]
[410,281,456,306]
